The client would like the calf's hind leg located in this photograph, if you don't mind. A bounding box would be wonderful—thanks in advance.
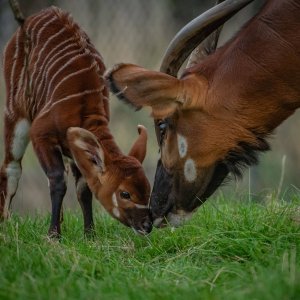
[0,115,30,219]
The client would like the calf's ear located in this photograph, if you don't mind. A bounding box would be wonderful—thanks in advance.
[128,125,147,163]
[106,63,183,118]
[67,127,106,181]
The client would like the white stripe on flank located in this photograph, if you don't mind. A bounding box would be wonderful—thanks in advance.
[40,88,102,116]
[34,38,74,93]
[31,13,54,44]
[34,15,57,46]
[50,61,97,101]
[26,10,50,33]
[35,15,57,45]
[16,60,26,103]
[30,27,66,91]
[37,48,81,105]
[35,44,78,100]
[45,52,90,99]
[8,29,20,116]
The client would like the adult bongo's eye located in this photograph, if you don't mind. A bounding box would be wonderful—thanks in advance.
[120,191,131,199]
[158,120,168,136]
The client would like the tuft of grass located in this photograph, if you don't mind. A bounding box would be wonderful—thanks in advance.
[0,195,299,300]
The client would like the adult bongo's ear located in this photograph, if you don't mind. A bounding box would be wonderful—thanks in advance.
[106,63,184,118]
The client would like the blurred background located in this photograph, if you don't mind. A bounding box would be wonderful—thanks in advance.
[0,0,299,215]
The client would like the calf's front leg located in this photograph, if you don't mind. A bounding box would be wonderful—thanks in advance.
[31,127,67,238]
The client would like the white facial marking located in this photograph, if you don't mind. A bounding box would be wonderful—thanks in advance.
[177,134,188,158]
[184,159,197,182]
[134,203,148,209]
[167,210,194,227]
[112,207,120,218]
[112,193,118,207]
[12,119,30,160]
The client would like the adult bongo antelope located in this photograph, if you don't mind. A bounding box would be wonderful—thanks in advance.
[0,2,152,236]
[107,0,300,227]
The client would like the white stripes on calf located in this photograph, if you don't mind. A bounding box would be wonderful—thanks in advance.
[30,27,66,91]
[8,29,20,116]
[49,61,97,101]
[45,52,89,99]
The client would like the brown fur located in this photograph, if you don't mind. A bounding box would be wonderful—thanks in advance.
[106,0,300,225]
[1,7,152,236]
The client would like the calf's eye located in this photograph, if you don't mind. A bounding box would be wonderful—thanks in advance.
[120,191,131,199]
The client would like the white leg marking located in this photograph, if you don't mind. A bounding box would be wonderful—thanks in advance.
[112,207,120,218]
[4,161,22,217]
[112,193,118,207]
[11,119,30,160]
[184,159,197,182]
[177,134,188,158]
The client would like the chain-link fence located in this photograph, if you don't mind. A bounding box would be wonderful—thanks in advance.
[0,0,299,214]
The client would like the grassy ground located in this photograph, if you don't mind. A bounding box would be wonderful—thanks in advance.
[0,195,299,300]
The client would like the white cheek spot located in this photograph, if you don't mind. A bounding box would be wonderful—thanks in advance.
[112,193,118,207]
[177,134,188,158]
[112,207,120,218]
[12,119,30,160]
[184,159,197,182]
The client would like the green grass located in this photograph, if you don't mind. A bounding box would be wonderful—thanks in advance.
[0,195,300,300]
